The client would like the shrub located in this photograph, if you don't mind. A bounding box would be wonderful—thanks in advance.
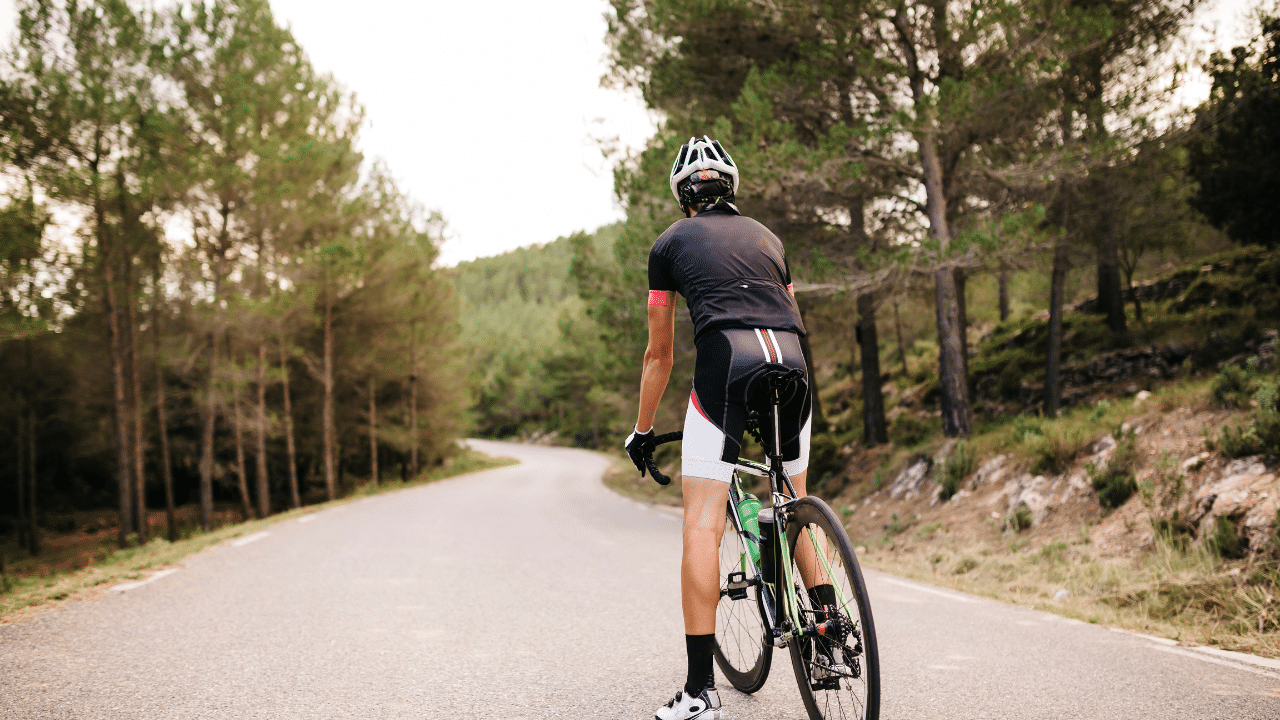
[1088,429,1139,511]
[883,512,917,537]
[1029,426,1088,475]
[1210,363,1256,409]
[953,557,980,574]
[1088,399,1112,423]
[890,414,933,447]
[1009,504,1033,532]
[939,441,974,502]
[997,362,1023,401]
[1212,379,1280,458]
[1009,415,1041,443]
[807,433,846,484]
[1206,515,1249,559]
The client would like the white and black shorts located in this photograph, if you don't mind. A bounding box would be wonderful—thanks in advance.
[682,328,812,483]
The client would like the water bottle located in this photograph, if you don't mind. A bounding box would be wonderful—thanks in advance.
[736,493,763,566]
[757,506,776,584]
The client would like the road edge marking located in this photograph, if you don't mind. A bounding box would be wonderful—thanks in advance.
[110,568,179,593]
[1149,644,1280,680]
[230,531,270,547]
[878,576,978,604]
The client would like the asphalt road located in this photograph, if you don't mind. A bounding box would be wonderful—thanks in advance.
[2,440,1278,719]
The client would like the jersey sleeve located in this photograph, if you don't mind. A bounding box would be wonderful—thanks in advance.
[648,242,677,292]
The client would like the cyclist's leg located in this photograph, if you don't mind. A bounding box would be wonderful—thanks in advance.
[681,475,730,634]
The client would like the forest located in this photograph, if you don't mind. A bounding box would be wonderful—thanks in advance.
[454,0,1280,650]
[4,0,1280,645]
[465,0,1279,453]
[0,0,465,565]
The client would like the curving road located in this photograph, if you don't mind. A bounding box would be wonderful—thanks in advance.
[2,440,1278,719]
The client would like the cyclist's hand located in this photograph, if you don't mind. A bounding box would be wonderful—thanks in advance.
[624,426,656,475]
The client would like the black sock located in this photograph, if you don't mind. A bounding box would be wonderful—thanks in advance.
[683,634,716,695]
[809,583,838,609]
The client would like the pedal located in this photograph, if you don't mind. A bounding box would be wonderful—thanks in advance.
[723,571,751,600]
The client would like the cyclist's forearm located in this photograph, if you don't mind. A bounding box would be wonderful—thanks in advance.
[636,353,672,432]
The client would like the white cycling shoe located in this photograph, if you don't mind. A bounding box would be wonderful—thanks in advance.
[655,687,721,720]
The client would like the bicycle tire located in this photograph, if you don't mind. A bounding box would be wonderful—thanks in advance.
[784,497,880,720]
[712,509,772,693]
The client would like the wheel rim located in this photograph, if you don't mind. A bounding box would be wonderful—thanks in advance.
[788,511,877,720]
[714,518,768,684]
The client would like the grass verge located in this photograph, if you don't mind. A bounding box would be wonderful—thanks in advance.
[857,533,1280,659]
[0,446,515,625]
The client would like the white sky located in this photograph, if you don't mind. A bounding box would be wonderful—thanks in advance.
[0,0,1266,265]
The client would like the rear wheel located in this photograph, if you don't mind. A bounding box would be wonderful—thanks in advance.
[785,497,880,720]
[713,508,772,693]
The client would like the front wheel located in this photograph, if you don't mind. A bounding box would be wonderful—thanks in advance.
[785,497,880,720]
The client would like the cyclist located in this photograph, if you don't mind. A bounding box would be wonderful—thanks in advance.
[625,136,834,720]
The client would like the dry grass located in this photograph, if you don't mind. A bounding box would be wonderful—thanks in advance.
[859,532,1280,659]
[0,447,515,625]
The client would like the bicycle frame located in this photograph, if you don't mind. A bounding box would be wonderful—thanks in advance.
[725,378,853,650]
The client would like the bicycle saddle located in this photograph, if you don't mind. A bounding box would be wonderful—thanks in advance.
[743,364,807,415]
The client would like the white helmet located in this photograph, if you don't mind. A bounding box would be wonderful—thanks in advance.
[669,135,739,205]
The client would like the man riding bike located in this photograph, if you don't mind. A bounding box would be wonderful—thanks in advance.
[625,136,834,720]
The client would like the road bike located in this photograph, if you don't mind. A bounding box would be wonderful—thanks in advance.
[644,367,880,720]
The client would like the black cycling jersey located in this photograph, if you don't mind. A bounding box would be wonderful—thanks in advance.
[648,206,806,341]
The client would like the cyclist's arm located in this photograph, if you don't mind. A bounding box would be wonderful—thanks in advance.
[635,291,676,433]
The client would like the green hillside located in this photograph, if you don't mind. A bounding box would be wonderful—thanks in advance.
[453,224,623,440]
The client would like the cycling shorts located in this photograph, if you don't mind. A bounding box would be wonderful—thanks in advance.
[682,328,812,483]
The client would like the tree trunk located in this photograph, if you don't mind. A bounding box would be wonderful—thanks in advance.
[933,269,972,437]
[368,377,379,487]
[198,329,217,531]
[954,268,970,382]
[232,385,252,520]
[998,266,1010,322]
[797,330,827,433]
[408,322,419,478]
[1097,235,1126,335]
[1046,237,1070,417]
[918,133,972,437]
[152,280,178,542]
[1126,271,1144,324]
[893,299,909,378]
[857,293,888,446]
[15,410,27,552]
[322,291,336,501]
[1047,106,1074,419]
[279,339,301,509]
[255,344,270,518]
[96,192,134,545]
[199,207,230,531]
[26,407,39,556]
[123,247,148,543]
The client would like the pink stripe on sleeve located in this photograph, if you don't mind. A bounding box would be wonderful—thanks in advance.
[648,290,673,306]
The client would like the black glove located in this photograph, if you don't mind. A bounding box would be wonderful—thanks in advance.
[625,426,656,476]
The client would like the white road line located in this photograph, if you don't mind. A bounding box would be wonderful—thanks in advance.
[230,531,270,547]
[1109,627,1177,646]
[1187,645,1280,672]
[878,576,979,604]
[297,514,318,523]
[110,568,178,593]
[1150,645,1280,680]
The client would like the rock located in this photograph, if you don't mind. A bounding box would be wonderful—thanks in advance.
[889,456,933,500]
[971,455,1009,488]
[1054,589,1070,601]
[1182,453,1209,472]
[1001,473,1054,523]
[1187,463,1279,551]
[1223,456,1266,479]
[1134,390,1152,404]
